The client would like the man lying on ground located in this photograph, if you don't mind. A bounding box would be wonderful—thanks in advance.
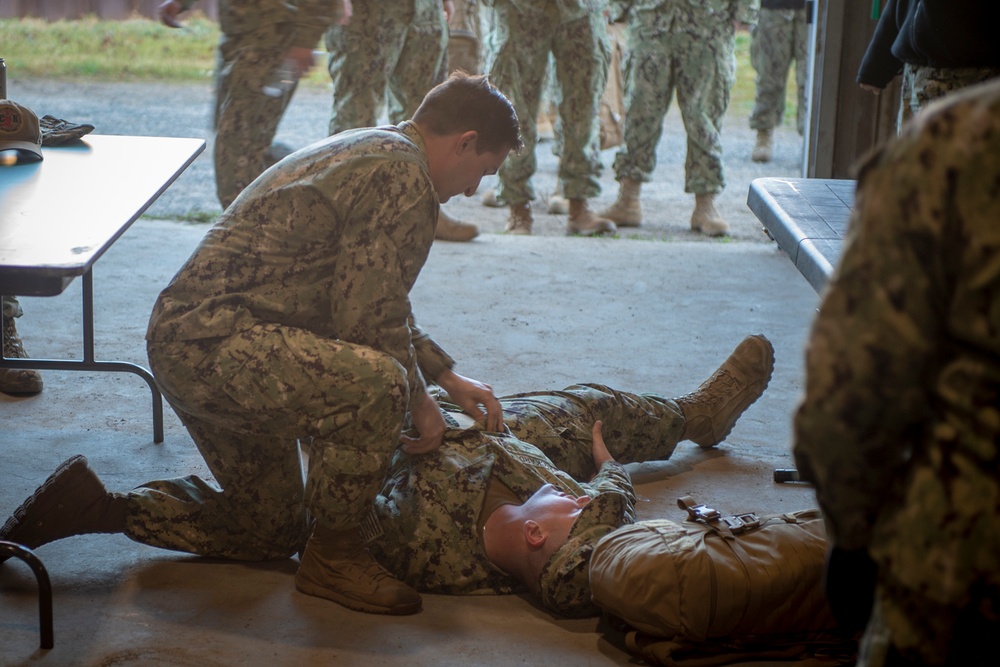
[1,334,774,618]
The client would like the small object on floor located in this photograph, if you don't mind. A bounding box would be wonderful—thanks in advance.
[773,468,802,483]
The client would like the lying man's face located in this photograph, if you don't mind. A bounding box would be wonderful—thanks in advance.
[523,484,591,557]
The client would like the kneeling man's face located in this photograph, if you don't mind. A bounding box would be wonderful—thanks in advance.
[437,138,510,203]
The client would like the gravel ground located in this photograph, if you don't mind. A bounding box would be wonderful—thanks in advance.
[13,77,806,241]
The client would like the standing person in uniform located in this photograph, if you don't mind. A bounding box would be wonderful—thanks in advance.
[1,296,43,395]
[325,0,480,242]
[601,0,758,236]
[0,72,520,617]
[486,0,616,237]
[158,0,351,209]
[857,0,1000,132]
[748,0,808,163]
[3,334,775,618]
[793,79,1000,666]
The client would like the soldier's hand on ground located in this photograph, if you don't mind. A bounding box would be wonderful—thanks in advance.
[400,391,446,455]
[591,420,616,475]
[435,369,503,432]
[158,0,184,28]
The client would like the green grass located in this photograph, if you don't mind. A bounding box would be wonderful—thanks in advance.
[2,17,797,123]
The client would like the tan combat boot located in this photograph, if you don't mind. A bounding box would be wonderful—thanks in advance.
[599,177,642,227]
[547,181,569,214]
[751,129,773,163]
[481,187,503,208]
[567,198,616,236]
[691,193,730,237]
[0,455,127,562]
[506,202,533,235]
[1,316,43,395]
[435,209,479,242]
[296,525,422,615]
[675,334,775,448]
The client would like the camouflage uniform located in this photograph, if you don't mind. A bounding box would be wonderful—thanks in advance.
[372,383,684,597]
[856,0,1000,135]
[612,0,758,194]
[898,63,1000,129]
[198,0,340,208]
[324,0,448,135]
[486,0,610,204]
[138,122,452,561]
[748,0,807,135]
[793,80,1000,666]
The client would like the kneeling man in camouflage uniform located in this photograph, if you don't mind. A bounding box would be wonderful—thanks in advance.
[2,335,774,618]
[0,72,520,618]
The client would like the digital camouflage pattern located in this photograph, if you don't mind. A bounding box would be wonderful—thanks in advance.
[324,0,448,135]
[181,0,341,208]
[370,383,686,602]
[898,62,1000,130]
[486,0,610,204]
[749,4,807,135]
[612,0,758,194]
[137,122,453,560]
[794,79,1000,666]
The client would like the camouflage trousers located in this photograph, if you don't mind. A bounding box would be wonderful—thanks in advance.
[324,0,448,135]
[749,7,808,135]
[213,22,328,209]
[485,383,686,479]
[613,19,736,194]
[488,3,609,204]
[899,64,1000,132]
[133,326,409,560]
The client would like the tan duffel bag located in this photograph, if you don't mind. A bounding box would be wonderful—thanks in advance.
[589,498,838,642]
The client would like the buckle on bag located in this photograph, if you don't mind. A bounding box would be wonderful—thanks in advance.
[677,496,721,522]
[722,513,760,535]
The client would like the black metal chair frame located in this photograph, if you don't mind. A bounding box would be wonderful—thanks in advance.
[0,540,54,649]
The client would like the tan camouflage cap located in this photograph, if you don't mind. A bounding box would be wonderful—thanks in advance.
[537,490,631,618]
[0,99,42,162]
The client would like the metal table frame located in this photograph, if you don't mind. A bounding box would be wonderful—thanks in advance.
[0,135,206,443]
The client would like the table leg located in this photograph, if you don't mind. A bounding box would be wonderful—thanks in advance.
[0,269,164,443]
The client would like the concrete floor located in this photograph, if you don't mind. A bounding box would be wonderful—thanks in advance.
[1,80,824,666]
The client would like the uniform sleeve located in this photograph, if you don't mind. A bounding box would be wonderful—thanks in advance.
[410,320,456,383]
[587,461,637,522]
[856,0,903,88]
[792,123,951,550]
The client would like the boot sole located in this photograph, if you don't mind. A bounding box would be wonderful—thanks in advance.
[0,455,100,561]
[295,574,422,616]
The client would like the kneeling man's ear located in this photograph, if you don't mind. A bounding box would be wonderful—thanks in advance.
[457,130,479,154]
